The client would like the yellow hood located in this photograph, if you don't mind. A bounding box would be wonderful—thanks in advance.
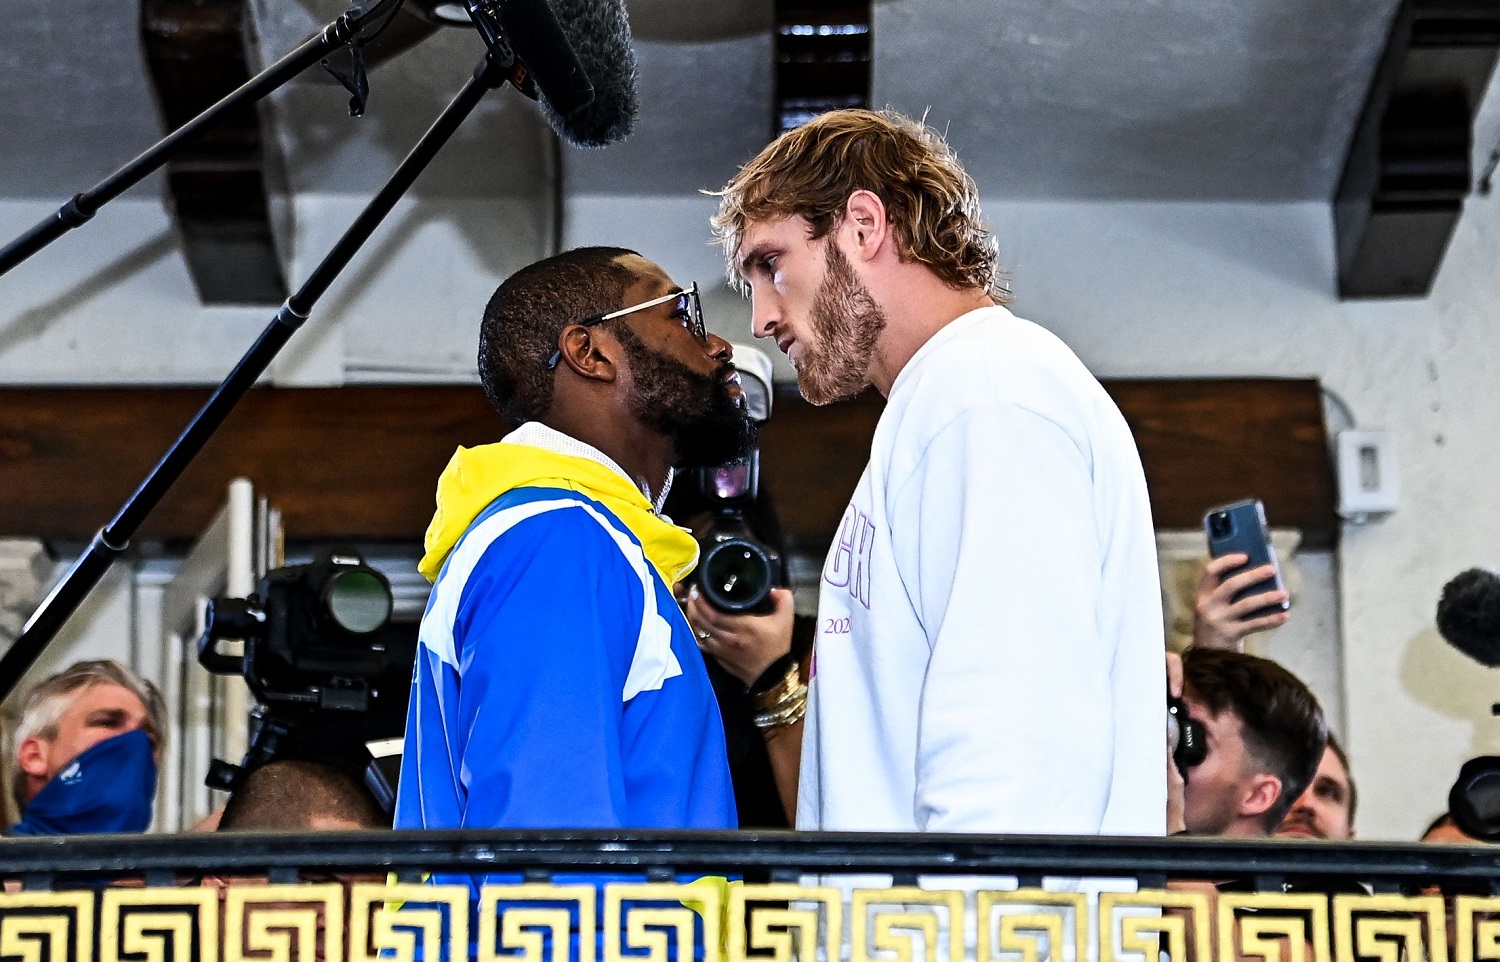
[418,442,699,588]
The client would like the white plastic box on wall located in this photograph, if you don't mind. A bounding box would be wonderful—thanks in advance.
[1337,429,1400,519]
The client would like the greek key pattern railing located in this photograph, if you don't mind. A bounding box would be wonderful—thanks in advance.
[0,883,1492,962]
[0,831,1497,962]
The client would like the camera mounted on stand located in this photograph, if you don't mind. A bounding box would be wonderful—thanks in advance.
[197,549,413,812]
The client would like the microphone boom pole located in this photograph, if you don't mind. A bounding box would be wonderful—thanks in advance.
[0,50,514,702]
[0,0,405,277]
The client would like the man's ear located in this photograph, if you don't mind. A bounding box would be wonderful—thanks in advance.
[1239,773,1283,820]
[556,326,618,384]
[840,190,890,264]
[16,736,48,779]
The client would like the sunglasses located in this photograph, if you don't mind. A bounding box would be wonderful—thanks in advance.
[546,283,706,370]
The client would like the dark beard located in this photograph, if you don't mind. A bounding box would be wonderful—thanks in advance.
[616,325,758,469]
[797,241,888,406]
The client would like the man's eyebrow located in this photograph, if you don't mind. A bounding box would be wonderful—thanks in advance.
[86,708,127,722]
[737,243,771,276]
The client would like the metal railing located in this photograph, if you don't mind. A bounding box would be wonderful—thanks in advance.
[0,830,1495,961]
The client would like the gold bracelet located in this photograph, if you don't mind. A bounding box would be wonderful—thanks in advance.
[752,664,802,714]
[752,683,807,731]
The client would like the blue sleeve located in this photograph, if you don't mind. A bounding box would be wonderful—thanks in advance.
[453,506,645,829]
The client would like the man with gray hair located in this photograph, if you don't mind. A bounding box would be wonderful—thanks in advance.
[9,659,164,835]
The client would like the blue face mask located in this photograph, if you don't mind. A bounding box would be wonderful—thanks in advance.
[11,728,157,836]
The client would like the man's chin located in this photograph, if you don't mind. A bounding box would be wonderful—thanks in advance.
[797,369,865,407]
[673,418,758,469]
[1276,823,1323,840]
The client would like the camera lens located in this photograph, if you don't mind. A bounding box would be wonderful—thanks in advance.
[1209,512,1233,539]
[699,538,775,613]
[324,569,393,634]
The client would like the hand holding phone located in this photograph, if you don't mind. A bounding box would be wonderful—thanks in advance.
[1198,500,1291,648]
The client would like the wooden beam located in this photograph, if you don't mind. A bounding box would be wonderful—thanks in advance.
[140,0,288,305]
[0,386,502,543]
[1106,379,1337,548]
[0,379,1337,550]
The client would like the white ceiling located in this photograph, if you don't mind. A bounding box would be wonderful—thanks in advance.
[0,0,1426,204]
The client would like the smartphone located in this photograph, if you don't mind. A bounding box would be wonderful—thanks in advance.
[1203,499,1290,618]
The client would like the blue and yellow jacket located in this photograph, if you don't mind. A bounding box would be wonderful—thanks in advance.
[394,433,736,837]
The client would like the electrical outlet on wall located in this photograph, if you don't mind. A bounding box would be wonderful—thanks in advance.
[1337,429,1399,519]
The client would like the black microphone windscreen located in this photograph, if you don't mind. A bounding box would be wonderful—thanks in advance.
[1436,568,1500,668]
[496,0,638,148]
[547,0,638,147]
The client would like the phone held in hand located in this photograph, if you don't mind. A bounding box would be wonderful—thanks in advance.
[1203,499,1290,618]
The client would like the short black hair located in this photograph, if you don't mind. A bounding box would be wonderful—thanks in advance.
[478,246,641,424]
[1183,647,1328,832]
[219,761,386,832]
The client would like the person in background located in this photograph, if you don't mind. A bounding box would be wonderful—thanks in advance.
[1421,812,1480,844]
[1178,647,1327,838]
[665,480,810,827]
[217,760,386,832]
[9,659,163,835]
[1276,735,1355,840]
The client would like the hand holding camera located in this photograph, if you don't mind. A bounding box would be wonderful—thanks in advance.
[685,584,797,688]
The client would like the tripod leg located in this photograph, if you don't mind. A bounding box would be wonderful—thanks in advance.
[0,51,514,702]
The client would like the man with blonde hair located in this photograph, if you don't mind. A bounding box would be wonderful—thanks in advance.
[709,109,1165,836]
[10,659,163,835]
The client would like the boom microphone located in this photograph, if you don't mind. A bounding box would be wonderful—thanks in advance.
[1436,567,1500,667]
[482,0,638,147]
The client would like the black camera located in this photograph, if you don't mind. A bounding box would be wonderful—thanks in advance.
[1168,696,1207,777]
[197,549,414,798]
[691,454,784,614]
[200,549,396,710]
[677,343,783,614]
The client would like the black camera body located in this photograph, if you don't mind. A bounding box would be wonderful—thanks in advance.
[200,550,396,712]
[197,550,414,798]
[690,453,783,614]
[1168,695,1207,777]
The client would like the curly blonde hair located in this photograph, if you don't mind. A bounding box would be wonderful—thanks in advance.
[710,109,1007,300]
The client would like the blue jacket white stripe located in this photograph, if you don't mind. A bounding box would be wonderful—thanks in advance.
[395,486,736,832]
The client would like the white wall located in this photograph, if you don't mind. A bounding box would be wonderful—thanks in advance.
[0,193,547,385]
[5,168,1500,839]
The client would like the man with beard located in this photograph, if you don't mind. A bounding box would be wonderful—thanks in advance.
[1276,735,1355,840]
[395,247,753,837]
[708,109,1165,838]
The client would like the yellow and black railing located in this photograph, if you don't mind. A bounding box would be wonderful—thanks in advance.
[0,830,1496,961]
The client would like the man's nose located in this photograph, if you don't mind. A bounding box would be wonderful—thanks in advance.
[751,296,779,340]
[705,332,732,360]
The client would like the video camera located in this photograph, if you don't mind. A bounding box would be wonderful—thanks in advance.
[197,548,415,804]
[684,345,783,614]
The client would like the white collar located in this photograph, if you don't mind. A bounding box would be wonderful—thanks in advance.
[502,421,674,511]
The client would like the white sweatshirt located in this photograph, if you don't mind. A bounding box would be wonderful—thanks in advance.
[797,306,1167,838]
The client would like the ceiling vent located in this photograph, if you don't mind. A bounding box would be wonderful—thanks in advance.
[773,2,872,136]
[1334,0,1500,298]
